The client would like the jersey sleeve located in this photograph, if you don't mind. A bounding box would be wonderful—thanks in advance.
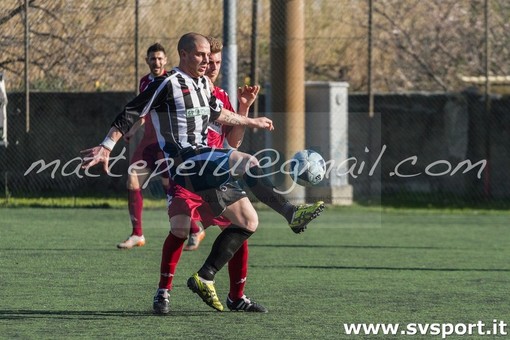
[208,94,224,122]
[111,77,168,135]
[220,92,235,136]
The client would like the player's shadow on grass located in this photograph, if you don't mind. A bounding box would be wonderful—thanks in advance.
[0,309,213,320]
[0,248,134,252]
[254,264,510,272]
[249,244,452,250]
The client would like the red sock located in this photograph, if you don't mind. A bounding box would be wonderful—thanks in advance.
[159,232,186,290]
[189,219,201,234]
[128,189,143,236]
[228,240,249,300]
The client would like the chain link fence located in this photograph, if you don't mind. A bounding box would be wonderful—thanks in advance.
[1,0,509,205]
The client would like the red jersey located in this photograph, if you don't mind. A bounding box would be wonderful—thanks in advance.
[207,86,235,148]
[130,72,169,174]
[134,72,168,154]
[139,73,164,93]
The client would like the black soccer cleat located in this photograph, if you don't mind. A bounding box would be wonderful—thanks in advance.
[153,290,170,315]
[227,295,268,313]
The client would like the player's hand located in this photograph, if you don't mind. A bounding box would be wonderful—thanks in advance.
[80,146,111,173]
[238,85,260,111]
[248,116,274,131]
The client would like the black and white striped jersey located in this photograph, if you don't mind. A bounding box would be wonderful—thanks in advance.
[112,67,223,157]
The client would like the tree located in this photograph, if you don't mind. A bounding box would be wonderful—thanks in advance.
[370,0,510,92]
[1,0,508,93]
[1,0,132,91]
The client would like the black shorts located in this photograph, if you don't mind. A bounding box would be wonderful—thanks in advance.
[170,147,234,193]
[199,181,248,216]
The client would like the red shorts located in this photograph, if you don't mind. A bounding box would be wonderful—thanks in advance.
[168,183,232,228]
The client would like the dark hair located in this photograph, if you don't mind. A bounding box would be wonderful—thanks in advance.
[177,32,208,53]
[207,36,223,54]
[147,43,166,56]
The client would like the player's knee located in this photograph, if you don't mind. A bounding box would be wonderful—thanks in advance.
[169,221,190,239]
[170,228,188,239]
[161,178,170,192]
[169,215,191,239]
[126,175,140,190]
[247,155,259,168]
[246,221,258,233]
[127,182,139,190]
[242,216,258,233]
[230,152,259,176]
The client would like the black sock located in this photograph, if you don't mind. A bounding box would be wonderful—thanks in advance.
[197,226,253,281]
[243,166,295,223]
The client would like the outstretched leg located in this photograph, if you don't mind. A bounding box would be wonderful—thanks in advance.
[232,151,325,233]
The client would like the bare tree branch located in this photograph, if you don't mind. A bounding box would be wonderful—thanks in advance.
[0,0,35,26]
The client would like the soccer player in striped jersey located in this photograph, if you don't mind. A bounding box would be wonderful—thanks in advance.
[160,36,265,312]
[182,36,239,252]
[117,43,169,250]
[81,32,325,313]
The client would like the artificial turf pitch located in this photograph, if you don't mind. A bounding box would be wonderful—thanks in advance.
[1,206,509,339]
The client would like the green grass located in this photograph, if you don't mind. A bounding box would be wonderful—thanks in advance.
[1,206,509,339]
[0,197,169,209]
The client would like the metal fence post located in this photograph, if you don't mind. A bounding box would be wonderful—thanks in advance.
[134,0,139,93]
[222,0,238,109]
[24,0,30,133]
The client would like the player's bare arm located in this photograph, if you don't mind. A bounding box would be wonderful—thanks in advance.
[81,76,166,171]
[80,127,123,173]
[217,109,274,131]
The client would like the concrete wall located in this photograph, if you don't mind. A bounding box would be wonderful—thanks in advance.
[348,92,510,200]
[1,92,134,197]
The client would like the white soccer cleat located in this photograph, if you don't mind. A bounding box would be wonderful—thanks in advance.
[117,235,146,249]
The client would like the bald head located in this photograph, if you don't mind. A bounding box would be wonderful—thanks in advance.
[177,32,209,54]
[177,32,211,78]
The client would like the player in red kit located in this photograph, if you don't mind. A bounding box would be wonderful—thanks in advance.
[117,43,169,249]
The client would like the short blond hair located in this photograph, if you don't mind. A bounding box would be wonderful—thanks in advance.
[207,36,223,54]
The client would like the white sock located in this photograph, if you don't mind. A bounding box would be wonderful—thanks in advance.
[157,288,169,297]
[198,276,214,285]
